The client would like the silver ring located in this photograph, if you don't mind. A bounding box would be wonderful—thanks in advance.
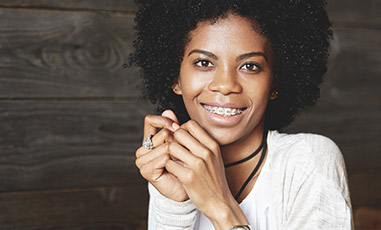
[143,135,154,150]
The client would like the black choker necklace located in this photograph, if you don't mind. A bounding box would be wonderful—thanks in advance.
[225,129,268,200]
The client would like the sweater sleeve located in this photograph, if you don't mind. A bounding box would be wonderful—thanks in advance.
[281,135,354,230]
[148,183,197,230]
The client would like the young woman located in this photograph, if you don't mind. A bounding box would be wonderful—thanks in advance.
[130,0,353,229]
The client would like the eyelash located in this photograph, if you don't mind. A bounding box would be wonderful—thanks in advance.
[193,59,262,73]
[193,59,213,68]
[240,63,262,72]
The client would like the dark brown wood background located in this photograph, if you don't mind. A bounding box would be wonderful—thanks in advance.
[0,1,379,229]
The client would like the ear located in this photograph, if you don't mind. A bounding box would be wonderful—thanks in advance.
[270,90,279,100]
[269,80,278,100]
[171,78,182,95]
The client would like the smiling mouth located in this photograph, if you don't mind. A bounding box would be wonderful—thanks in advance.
[202,104,247,117]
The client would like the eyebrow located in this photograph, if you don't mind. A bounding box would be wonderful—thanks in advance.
[188,49,218,60]
[188,49,268,62]
[236,52,267,62]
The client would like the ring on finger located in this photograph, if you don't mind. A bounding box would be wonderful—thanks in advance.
[143,135,154,150]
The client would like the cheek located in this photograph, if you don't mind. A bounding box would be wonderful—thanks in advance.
[179,73,208,98]
[245,78,272,100]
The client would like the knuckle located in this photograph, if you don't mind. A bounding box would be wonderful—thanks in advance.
[163,142,170,152]
[184,171,195,184]
[165,119,173,128]
[179,122,186,129]
[168,142,176,152]
[162,153,170,162]
[144,114,153,124]
[161,128,170,138]
[210,142,219,153]
[135,146,144,158]
[202,149,213,162]
[200,148,211,158]
[139,165,149,178]
[135,158,141,168]
[187,120,198,129]
[188,120,196,126]
[193,158,204,170]
[173,129,181,139]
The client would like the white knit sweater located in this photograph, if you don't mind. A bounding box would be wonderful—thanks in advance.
[147,131,354,229]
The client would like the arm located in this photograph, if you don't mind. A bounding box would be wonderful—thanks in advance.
[148,183,196,230]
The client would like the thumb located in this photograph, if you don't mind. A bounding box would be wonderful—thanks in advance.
[161,110,180,131]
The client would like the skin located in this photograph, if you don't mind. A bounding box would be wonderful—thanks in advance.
[135,13,277,230]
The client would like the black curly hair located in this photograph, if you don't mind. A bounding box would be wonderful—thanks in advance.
[128,0,333,130]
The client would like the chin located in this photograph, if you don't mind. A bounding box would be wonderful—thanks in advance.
[205,127,242,146]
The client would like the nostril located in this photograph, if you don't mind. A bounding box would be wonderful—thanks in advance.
[208,80,242,95]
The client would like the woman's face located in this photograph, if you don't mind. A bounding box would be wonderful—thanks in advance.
[173,14,275,145]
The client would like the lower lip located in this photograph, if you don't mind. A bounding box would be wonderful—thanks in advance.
[203,106,246,127]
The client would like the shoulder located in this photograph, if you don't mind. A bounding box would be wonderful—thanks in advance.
[267,131,348,187]
[268,130,340,153]
[268,130,344,167]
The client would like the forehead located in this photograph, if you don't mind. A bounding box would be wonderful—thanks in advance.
[185,14,271,55]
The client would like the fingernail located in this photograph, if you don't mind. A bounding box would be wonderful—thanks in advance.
[172,122,180,131]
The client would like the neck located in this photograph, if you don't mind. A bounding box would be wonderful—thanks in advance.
[220,119,266,165]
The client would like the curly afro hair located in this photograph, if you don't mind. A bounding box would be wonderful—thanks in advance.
[128,0,333,130]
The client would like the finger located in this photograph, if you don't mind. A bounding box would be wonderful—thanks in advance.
[168,142,201,168]
[173,128,214,161]
[162,110,180,127]
[136,145,150,159]
[139,127,174,156]
[151,128,174,148]
[137,129,175,170]
[181,120,219,155]
[165,160,193,186]
[143,114,177,142]
[136,143,169,168]
[140,154,170,182]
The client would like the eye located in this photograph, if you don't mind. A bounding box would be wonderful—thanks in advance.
[194,59,213,68]
[240,63,262,72]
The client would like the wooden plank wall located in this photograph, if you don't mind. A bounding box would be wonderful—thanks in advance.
[0,1,379,229]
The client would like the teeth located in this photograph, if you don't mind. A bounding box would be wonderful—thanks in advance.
[217,107,224,115]
[203,105,244,116]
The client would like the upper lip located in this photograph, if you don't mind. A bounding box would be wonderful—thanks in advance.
[201,102,247,109]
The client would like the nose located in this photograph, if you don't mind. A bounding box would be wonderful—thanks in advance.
[208,68,242,95]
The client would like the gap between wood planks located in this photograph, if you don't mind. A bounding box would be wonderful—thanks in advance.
[0,4,137,14]
[0,181,147,195]
[0,97,139,101]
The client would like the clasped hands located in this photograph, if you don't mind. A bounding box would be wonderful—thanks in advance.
[135,110,244,227]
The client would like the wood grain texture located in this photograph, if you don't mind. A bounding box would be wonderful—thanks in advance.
[0,0,136,12]
[349,170,381,209]
[1,7,380,103]
[0,8,141,98]
[355,207,381,230]
[0,184,148,230]
[327,0,381,27]
[322,27,381,105]
[0,0,380,27]
[0,100,154,192]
